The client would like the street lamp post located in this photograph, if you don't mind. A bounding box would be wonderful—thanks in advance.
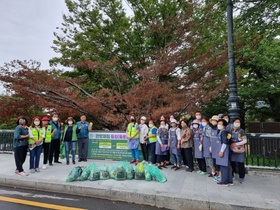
[227,0,240,122]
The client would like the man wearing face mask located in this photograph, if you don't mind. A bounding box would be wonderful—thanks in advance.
[126,116,140,165]
[194,111,202,128]
[13,116,29,176]
[230,118,247,183]
[49,113,62,165]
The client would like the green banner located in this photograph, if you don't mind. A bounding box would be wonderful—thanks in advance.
[88,131,141,161]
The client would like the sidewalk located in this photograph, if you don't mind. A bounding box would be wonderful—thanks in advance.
[0,153,279,210]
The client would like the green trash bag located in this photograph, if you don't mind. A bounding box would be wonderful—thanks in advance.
[145,164,167,183]
[59,143,65,159]
[145,169,152,181]
[122,162,135,180]
[77,166,90,181]
[99,165,110,180]
[66,166,83,182]
[109,165,117,179]
[115,165,126,181]
[135,162,145,180]
[88,163,100,181]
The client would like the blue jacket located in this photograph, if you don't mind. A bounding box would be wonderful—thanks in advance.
[49,121,61,140]
[76,121,90,139]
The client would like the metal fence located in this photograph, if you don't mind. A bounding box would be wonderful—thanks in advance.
[0,130,279,169]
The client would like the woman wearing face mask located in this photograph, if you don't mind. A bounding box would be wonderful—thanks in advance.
[209,115,220,180]
[180,119,194,172]
[155,120,169,169]
[126,115,140,165]
[168,118,181,170]
[192,120,206,175]
[13,116,29,176]
[145,120,158,165]
[230,118,247,183]
[28,116,45,173]
[62,117,78,165]
[222,114,232,132]
[216,119,233,186]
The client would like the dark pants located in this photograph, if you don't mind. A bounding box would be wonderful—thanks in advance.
[197,158,206,172]
[14,145,28,172]
[148,142,156,164]
[49,138,60,163]
[220,161,233,184]
[78,138,89,159]
[140,143,148,161]
[181,147,194,170]
[43,142,50,164]
[231,161,245,178]
[156,155,166,164]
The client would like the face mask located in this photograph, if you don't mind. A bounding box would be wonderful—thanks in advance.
[211,121,217,126]
[171,123,176,127]
[193,124,198,129]
[34,121,40,126]
[160,125,165,129]
[234,123,240,128]
[130,118,135,122]
[149,124,153,128]
[217,125,224,130]
[19,119,26,125]
[201,122,207,127]
[68,121,73,125]
[52,117,58,122]
[224,118,229,123]
[196,115,201,120]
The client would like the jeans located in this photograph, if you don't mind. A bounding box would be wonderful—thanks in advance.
[172,154,180,165]
[14,145,28,172]
[220,161,233,184]
[65,141,77,162]
[131,148,140,160]
[78,138,89,159]
[30,144,43,169]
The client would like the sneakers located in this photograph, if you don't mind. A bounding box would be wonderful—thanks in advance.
[239,178,244,183]
[72,160,76,164]
[228,182,234,186]
[18,171,29,176]
[214,176,221,182]
[186,168,193,172]
[217,181,228,187]
[66,161,70,165]
[199,171,207,175]
[130,159,136,164]
[54,161,62,164]
[30,169,35,173]
[196,170,202,174]
[49,163,53,166]
[42,164,47,170]
[15,170,19,174]
[135,160,139,165]
[35,168,40,172]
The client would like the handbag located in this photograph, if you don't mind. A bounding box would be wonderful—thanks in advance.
[230,144,245,153]
[160,144,168,152]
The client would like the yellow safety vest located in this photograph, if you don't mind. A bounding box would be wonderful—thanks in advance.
[28,127,44,144]
[148,126,157,143]
[44,125,52,143]
[127,123,140,138]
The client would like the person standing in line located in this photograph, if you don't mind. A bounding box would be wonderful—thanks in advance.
[28,116,45,173]
[77,114,93,162]
[192,119,207,175]
[216,119,233,186]
[49,113,62,165]
[180,119,194,172]
[13,116,29,176]
[230,118,247,183]
[145,120,158,165]
[139,116,149,163]
[126,115,140,165]
[168,118,181,171]
[155,120,169,169]
[41,116,53,170]
[62,117,78,165]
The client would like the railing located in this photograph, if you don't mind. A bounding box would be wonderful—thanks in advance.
[0,130,279,169]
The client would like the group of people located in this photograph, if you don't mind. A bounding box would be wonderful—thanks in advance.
[13,114,92,176]
[126,111,247,186]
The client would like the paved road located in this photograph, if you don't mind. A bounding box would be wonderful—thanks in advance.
[0,186,167,210]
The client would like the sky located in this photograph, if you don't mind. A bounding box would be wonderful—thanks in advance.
[0,0,68,69]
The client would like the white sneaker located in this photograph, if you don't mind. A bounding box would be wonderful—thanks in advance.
[18,171,29,176]
[42,164,47,170]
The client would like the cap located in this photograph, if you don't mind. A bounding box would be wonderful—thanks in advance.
[210,115,219,122]
[191,119,200,125]
[170,118,178,124]
[42,116,50,121]
[140,116,146,121]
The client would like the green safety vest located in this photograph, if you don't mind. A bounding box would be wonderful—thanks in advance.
[63,125,78,141]
[44,125,52,143]
[28,127,44,144]
[127,123,140,138]
[148,126,157,143]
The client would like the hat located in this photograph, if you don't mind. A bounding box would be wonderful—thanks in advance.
[42,116,50,121]
[191,119,199,125]
[218,113,224,118]
[170,118,178,124]
[210,115,219,122]
[140,116,147,121]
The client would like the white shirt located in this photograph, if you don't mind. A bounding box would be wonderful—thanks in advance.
[139,123,149,143]
[169,127,181,140]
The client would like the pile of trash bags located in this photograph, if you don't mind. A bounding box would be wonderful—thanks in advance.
[66,162,167,183]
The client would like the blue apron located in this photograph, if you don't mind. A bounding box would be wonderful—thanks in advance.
[210,129,219,159]
[216,131,230,167]
[193,129,203,158]
[170,128,180,155]
[127,138,139,149]
[202,126,211,158]
[156,129,168,155]
[230,130,245,163]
